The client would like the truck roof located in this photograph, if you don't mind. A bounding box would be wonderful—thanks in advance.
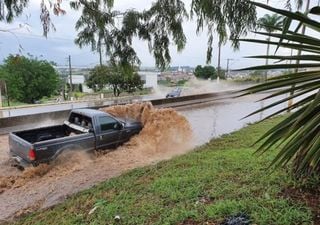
[71,108,111,118]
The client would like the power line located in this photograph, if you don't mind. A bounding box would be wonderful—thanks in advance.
[2,30,76,42]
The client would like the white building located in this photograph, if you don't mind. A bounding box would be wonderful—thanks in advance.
[67,75,93,93]
[138,71,158,89]
[69,75,85,84]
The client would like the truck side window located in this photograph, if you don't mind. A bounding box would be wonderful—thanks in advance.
[99,116,118,131]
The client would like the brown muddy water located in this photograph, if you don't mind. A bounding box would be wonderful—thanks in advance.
[0,103,193,222]
[0,94,285,222]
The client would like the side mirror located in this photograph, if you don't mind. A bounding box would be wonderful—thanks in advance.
[114,122,123,130]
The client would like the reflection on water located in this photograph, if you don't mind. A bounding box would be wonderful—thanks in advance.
[180,93,288,146]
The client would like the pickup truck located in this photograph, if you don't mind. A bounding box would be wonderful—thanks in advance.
[9,109,142,169]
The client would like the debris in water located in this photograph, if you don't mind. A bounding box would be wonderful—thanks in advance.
[114,215,121,221]
[88,206,98,215]
[221,213,251,225]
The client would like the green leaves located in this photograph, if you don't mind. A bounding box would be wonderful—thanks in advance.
[0,0,28,23]
[191,0,256,63]
[73,0,187,70]
[87,64,143,96]
[240,2,320,177]
[0,55,59,103]
[258,13,284,34]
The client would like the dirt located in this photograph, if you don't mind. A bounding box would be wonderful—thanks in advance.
[281,187,320,225]
[0,103,193,222]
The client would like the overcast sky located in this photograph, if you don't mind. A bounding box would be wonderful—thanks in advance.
[0,0,318,69]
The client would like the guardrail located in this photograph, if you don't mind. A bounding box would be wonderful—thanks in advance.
[0,91,236,135]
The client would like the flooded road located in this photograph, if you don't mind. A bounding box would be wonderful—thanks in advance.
[180,93,286,145]
[0,93,287,222]
[0,80,249,118]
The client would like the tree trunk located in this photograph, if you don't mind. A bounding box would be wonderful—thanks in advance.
[98,46,102,66]
[98,38,103,66]
[217,42,222,79]
[265,36,271,82]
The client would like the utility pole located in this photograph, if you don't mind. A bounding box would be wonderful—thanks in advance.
[4,81,9,107]
[68,55,73,100]
[226,58,234,78]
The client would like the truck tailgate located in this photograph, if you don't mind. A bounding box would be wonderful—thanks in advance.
[9,133,33,163]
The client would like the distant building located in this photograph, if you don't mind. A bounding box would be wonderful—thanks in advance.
[66,74,93,93]
[139,71,158,89]
[69,75,85,84]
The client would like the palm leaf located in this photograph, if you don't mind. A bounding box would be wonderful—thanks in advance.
[240,2,320,177]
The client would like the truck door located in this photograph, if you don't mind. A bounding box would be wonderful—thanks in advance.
[96,116,121,149]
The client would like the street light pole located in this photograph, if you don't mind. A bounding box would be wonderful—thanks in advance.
[68,55,73,100]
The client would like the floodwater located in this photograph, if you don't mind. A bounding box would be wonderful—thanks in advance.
[0,91,289,222]
[180,92,287,146]
[0,80,249,118]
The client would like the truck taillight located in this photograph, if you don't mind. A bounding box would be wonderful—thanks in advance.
[28,148,36,161]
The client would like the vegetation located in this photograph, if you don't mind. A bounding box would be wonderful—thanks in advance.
[194,65,225,80]
[258,13,284,80]
[71,0,188,69]
[73,0,117,66]
[239,2,320,177]
[87,65,109,92]
[13,116,318,225]
[1,0,257,69]
[0,1,306,69]
[87,65,143,96]
[191,0,256,79]
[0,55,60,104]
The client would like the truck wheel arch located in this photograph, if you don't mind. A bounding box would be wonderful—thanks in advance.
[52,144,85,161]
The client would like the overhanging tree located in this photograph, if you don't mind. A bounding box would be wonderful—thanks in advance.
[73,0,118,66]
[191,0,256,66]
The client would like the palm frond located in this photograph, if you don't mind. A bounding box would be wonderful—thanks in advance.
[240,2,320,177]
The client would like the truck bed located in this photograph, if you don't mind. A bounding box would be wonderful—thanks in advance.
[9,124,94,166]
[14,125,74,144]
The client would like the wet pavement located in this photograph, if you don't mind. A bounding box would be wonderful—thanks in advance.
[0,80,249,118]
[180,93,287,145]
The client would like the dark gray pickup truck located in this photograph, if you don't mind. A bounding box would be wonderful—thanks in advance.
[9,109,142,168]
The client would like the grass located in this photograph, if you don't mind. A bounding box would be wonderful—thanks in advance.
[13,116,315,225]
